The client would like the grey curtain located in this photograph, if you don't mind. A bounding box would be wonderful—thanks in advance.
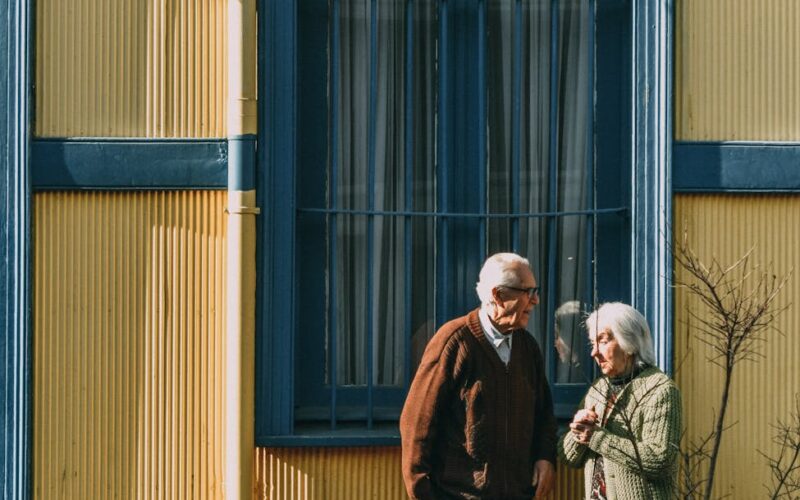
[331,0,590,387]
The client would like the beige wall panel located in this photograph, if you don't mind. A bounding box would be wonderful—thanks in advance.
[35,0,227,138]
[255,448,584,500]
[675,0,800,140]
[34,191,227,499]
[674,194,800,499]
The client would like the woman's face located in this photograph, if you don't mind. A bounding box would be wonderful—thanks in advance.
[590,328,631,377]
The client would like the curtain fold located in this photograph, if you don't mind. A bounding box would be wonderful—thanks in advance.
[330,0,591,388]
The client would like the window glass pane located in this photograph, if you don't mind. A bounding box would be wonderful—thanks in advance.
[329,0,437,387]
[408,0,437,380]
[488,0,592,382]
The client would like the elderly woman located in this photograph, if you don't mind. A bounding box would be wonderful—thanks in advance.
[559,302,681,500]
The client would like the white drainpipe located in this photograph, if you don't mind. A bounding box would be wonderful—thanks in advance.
[225,0,258,498]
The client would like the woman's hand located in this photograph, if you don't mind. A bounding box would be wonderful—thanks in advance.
[569,408,598,445]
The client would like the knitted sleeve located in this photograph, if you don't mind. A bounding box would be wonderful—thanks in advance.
[399,329,461,500]
[558,392,595,468]
[587,380,682,480]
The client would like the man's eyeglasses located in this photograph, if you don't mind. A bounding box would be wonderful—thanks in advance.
[502,285,541,299]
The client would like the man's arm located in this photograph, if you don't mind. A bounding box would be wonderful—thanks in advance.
[399,333,458,500]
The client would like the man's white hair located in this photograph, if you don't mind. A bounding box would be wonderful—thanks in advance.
[585,302,656,367]
[475,252,531,312]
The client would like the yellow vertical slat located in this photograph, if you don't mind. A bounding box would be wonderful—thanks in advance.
[33,191,227,499]
[674,194,800,499]
[254,448,585,499]
[35,0,227,138]
[675,0,800,140]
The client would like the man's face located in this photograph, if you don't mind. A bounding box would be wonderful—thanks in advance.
[490,264,540,332]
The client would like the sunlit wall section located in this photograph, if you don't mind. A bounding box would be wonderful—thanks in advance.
[35,0,227,137]
[674,194,800,499]
[675,0,800,140]
[254,448,584,500]
[34,191,227,499]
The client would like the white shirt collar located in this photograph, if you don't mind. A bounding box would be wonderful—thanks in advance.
[478,308,513,348]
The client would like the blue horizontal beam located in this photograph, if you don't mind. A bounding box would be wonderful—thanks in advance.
[673,142,800,192]
[32,139,228,190]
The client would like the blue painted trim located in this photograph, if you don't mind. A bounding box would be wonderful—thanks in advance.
[0,0,32,496]
[632,0,673,375]
[32,139,228,190]
[256,0,297,437]
[673,142,800,192]
[227,135,256,191]
[258,433,400,448]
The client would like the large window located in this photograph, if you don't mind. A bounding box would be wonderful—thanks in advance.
[261,0,632,442]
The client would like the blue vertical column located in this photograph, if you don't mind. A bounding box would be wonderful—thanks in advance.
[258,0,297,437]
[632,0,673,374]
[0,0,32,496]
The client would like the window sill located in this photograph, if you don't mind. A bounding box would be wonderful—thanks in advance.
[257,423,401,447]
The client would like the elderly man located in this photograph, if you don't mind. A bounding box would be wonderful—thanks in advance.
[400,252,557,499]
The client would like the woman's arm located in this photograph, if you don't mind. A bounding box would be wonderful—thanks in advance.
[587,381,682,480]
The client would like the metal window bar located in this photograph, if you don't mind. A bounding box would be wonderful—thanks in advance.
[544,0,560,385]
[436,0,450,329]
[403,0,414,394]
[298,207,628,218]
[478,0,487,263]
[328,0,341,431]
[366,0,378,430]
[585,0,596,328]
[511,0,522,252]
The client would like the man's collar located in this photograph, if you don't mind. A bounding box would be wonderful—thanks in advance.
[478,308,510,347]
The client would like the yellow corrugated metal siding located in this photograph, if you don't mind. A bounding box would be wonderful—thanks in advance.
[35,0,227,138]
[675,0,800,140]
[34,191,227,499]
[674,194,800,499]
[255,448,584,500]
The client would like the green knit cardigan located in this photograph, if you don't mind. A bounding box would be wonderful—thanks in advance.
[558,366,682,500]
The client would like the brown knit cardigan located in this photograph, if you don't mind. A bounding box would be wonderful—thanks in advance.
[400,309,557,499]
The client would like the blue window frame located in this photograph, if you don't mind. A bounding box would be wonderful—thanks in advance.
[258,0,634,445]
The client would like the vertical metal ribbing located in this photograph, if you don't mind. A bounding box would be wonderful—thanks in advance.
[511,0,522,253]
[366,0,378,429]
[403,0,413,389]
[586,0,596,312]
[437,0,449,327]
[329,0,341,431]
[544,0,560,383]
[477,0,487,261]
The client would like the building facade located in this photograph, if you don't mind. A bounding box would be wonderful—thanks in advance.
[0,0,796,498]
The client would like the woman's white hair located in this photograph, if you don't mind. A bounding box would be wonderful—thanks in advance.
[585,302,656,367]
[475,252,531,313]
